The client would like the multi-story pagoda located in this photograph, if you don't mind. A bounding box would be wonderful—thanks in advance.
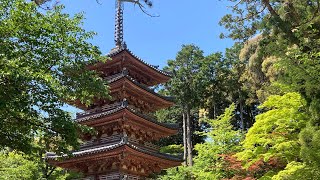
[46,1,182,179]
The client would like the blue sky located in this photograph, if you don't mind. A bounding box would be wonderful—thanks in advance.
[60,0,234,68]
[59,0,235,114]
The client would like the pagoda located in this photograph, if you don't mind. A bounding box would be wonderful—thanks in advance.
[46,0,182,179]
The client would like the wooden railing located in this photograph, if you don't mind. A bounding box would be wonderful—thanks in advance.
[98,173,141,180]
[128,137,160,152]
[80,134,159,153]
[76,101,123,118]
[80,134,122,149]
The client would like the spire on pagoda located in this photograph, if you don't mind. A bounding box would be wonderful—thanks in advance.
[114,0,124,49]
[112,0,156,51]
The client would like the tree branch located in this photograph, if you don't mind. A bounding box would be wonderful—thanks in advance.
[262,0,299,44]
[46,166,56,178]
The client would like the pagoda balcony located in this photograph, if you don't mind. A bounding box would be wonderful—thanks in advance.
[75,172,142,180]
[107,72,174,112]
[106,70,173,101]
[47,136,182,161]
[80,134,160,153]
[75,100,153,119]
[72,71,174,112]
[76,101,125,119]
[75,100,178,142]
[75,100,178,130]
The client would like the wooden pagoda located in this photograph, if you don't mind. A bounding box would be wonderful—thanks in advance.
[46,1,182,179]
[46,47,181,179]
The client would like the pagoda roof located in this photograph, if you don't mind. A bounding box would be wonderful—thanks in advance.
[108,75,174,111]
[70,71,174,111]
[46,138,182,162]
[107,71,174,102]
[88,47,172,86]
[76,101,178,131]
[107,47,172,77]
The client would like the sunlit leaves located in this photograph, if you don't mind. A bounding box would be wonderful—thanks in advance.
[237,93,308,165]
[0,0,109,154]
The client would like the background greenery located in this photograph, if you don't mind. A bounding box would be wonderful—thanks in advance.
[1,0,320,179]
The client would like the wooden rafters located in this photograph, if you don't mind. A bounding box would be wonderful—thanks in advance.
[48,144,181,177]
[79,108,177,141]
[109,77,174,112]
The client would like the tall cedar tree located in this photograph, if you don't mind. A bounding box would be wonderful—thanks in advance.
[165,45,208,166]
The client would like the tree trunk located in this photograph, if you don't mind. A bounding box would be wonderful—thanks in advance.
[182,107,187,166]
[238,89,244,130]
[239,101,244,130]
[213,103,216,119]
[186,105,193,166]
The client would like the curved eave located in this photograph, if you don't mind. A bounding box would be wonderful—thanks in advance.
[47,142,182,166]
[65,99,89,110]
[76,107,178,134]
[108,48,172,77]
[110,76,174,109]
[88,48,172,85]
[68,74,174,111]
[110,74,174,102]
[126,108,178,134]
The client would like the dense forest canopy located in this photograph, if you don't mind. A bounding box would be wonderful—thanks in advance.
[160,0,320,179]
[1,0,320,179]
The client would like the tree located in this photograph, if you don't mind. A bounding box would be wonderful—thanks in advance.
[0,150,82,180]
[201,43,258,130]
[159,104,243,180]
[220,2,320,178]
[219,0,320,103]
[155,105,205,151]
[192,103,243,180]
[0,0,109,154]
[162,44,258,167]
[165,44,208,166]
[236,93,309,179]
[219,0,320,43]
[0,151,40,180]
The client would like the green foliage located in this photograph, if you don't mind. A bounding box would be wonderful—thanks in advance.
[192,103,242,179]
[159,166,193,180]
[156,105,182,124]
[198,103,241,152]
[165,44,206,107]
[220,0,320,44]
[159,104,242,180]
[158,0,320,179]
[0,0,109,154]
[277,49,320,106]
[160,144,183,156]
[238,93,308,165]
[0,152,40,180]
[0,150,81,180]
[271,162,320,180]
[299,123,320,167]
